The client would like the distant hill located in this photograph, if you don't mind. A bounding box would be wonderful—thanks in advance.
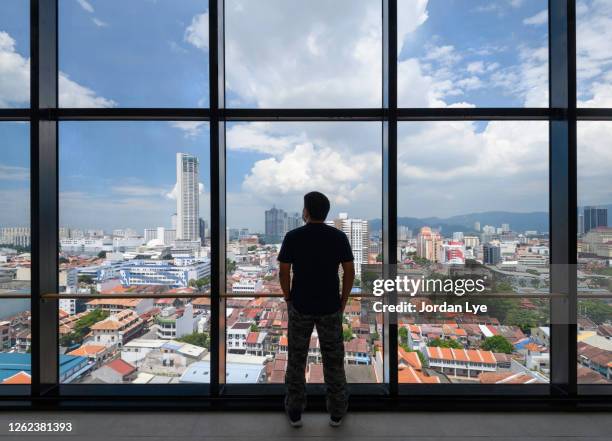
[369,211,549,236]
[369,204,612,236]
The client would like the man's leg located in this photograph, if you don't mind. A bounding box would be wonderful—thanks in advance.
[316,310,348,419]
[285,303,314,413]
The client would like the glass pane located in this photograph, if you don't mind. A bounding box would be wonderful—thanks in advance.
[577,121,612,384]
[59,0,209,108]
[398,0,548,107]
[0,0,29,108]
[58,121,211,384]
[1,122,30,385]
[397,121,550,384]
[225,0,382,108]
[577,0,612,107]
[226,122,383,383]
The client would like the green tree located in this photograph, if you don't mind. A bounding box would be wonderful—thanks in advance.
[481,335,514,354]
[247,245,257,251]
[428,338,463,349]
[177,332,210,350]
[343,326,353,342]
[78,275,94,285]
[249,323,259,332]
[398,326,408,344]
[579,299,612,324]
[506,308,540,332]
[97,250,107,259]
[226,258,237,273]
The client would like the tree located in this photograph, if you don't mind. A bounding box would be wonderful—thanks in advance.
[398,326,408,344]
[177,332,210,350]
[97,250,107,259]
[247,245,257,252]
[343,326,353,342]
[506,308,540,332]
[428,338,463,349]
[481,335,514,354]
[579,299,612,324]
[226,258,237,273]
[249,323,259,332]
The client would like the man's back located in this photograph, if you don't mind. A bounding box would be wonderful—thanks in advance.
[278,223,354,315]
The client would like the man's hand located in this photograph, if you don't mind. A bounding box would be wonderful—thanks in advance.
[340,260,355,313]
[279,262,292,303]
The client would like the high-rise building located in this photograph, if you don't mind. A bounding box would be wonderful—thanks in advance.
[501,223,510,233]
[473,221,481,232]
[483,243,501,265]
[416,226,442,262]
[464,236,480,250]
[176,153,200,241]
[326,213,369,277]
[286,212,303,232]
[0,227,31,247]
[398,225,412,241]
[583,206,608,234]
[265,206,287,243]
[578,213,584,236]
[199,218,208,244]
[452,232,464,242]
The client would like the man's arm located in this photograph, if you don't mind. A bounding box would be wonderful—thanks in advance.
[279,262,292,301]
[340,261,355,312]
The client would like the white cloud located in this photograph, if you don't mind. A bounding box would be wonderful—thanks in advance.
[0,31,115,108]
[523,9,548,26]
[170,121,207,138]
[59,73,116,107]
[76,0,94,13]
[0,32,30,107]
[92,18,108,27]
[111,185,167,197]
[185,12,209,51]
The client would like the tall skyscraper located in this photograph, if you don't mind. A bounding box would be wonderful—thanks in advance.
[583,206,608,234]
[265,206,287,243]
[416,226,442,262]
[473,221,481,232]
[176,153,200,241]
[326,213,368,277]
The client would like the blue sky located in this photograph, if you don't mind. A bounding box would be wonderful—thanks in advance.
[1,0,611,233]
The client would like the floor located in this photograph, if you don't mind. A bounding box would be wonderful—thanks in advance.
[0,411,611,440]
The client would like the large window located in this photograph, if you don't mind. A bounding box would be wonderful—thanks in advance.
[225,0,382,108]
[59,0,209,107]
[577,122,612,385]
[398,0,548,107]
[58,122,211,384]
[397,121,550,384]
[0,123,30,386]
[1,0,610,402]
[225,122,383,383]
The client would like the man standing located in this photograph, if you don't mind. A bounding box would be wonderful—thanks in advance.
[278,191,355,428]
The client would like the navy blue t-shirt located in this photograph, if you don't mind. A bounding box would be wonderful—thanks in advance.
[277,222,354,315]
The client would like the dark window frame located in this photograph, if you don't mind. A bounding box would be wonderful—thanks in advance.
[0,0,610,407]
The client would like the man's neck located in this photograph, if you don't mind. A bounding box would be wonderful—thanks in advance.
[307,220,325,224]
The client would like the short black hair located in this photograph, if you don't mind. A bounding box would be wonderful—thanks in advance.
[304,191,330,221]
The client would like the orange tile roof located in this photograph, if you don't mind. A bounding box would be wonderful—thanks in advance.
[2,371,31,384]
[67,344,106,357]
[398,347,422,369]
[398,366,440,384]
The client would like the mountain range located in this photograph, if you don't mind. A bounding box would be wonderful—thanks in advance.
[368,204,612,236]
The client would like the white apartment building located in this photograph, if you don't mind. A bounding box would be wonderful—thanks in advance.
[176,153,200,241]
[227,322,251,354]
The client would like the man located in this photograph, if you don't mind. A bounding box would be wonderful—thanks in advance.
[278,191,355,428]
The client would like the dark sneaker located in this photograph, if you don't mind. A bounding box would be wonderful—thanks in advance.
[329,415,343,427]
[287,409,302,428]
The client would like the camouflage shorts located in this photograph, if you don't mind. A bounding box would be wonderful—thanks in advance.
[285,302,348,417]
